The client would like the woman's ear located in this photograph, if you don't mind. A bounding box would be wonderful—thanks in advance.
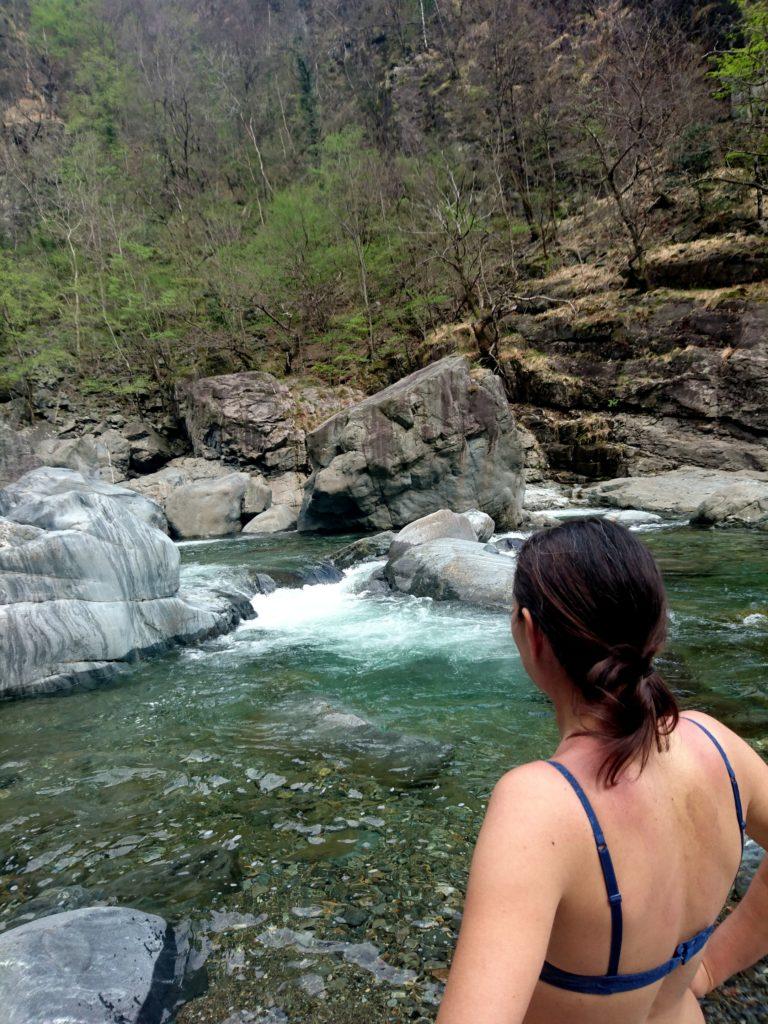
[520,607,543,660]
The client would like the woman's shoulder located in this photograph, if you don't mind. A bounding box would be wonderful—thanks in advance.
[484,761,591,849]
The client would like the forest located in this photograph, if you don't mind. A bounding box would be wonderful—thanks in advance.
[0,0,766,411]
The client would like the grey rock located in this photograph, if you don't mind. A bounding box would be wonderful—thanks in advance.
[122,418,172,473]
[331,532,396,569]
[165,473,250,539]
[269,471,308,511]
[463,508,495,543]
[0,467,167,532]
[691,480,768,531]
[299,357,525,533]
[249,572,277,595]
[298,562,345,585]
[523,484,572,512]
[33,435,102,478]
[584,468,768,519]
[734,839,765,899]
[242,504,297,534]
[243,475,272,516]
[0,905,185,1024]
[0,424,41,488]
[93,428,132,482]
[125,458,233,509]
[603,509,663,527]
[0,471,251,697]
[389,508,478,562]
[386,537,517,611]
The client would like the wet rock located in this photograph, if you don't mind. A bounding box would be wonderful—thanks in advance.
[299,357,525,533]
[0,470,252,697]
[0,905,186,1024]
[291,700,453,785]
[297,562,344,585]
[389,509,478,562]
[462,508,495,543]
[166,473,250,539]
[249,572,278,595]
[386,538,517,612]
[331,532,396,569]
[691,480,768,531]
[492,536,524,554]
[584,468,768,519]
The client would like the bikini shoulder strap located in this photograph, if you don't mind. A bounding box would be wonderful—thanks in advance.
[681,717,746,846]
[547,760,624,976]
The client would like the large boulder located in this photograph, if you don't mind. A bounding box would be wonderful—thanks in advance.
[389,509,477,562]
[331,531,396,569]
[691,480,768,530]
[0,469,253,697]
[242,504,297,534]
[182,372,361,473]
[0,906,186,1024]
[298,357,525,533]
[385,538,517,611]
[122,418,172,473]
[165,472,250,539]
[463,508,496,543]
[584,468,768,519]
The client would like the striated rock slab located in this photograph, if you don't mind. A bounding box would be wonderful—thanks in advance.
[299,357,525,533]
[385,537,517,612]
[584,468,768,519]
[0,469,253,697]
[0,906,186,1024]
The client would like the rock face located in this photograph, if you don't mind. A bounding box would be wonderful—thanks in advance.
[165,472,250,539]
[182,372,362,474]
[584,468,768,519]
[691,480,768,530]
[389,509,477,561]
[0,424,41,488]
[385,538,517,611]
[0,468,253,697]
[0,906,185,1024]
[299,357,525,533]
[242,503,298,534]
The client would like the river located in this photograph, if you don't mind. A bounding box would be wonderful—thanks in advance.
[1,522,767,1022]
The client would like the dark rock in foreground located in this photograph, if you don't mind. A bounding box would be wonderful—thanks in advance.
[0,906,186,1024]
[331,531,395,569]
[385,537,517,612]
[298,357,525,533]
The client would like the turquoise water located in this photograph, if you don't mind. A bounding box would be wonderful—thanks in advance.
[0,526,766,1021]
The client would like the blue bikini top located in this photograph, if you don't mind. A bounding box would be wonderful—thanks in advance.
[539,716,746,996]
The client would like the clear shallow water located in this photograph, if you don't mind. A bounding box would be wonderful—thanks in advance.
[0,526,766,1020]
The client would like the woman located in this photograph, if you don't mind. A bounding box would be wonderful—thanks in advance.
[438,518,768,1024]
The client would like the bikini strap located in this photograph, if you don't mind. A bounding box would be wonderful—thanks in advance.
[547,760,624,976]
[681,717,746,847]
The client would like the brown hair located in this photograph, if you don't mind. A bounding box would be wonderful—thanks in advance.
[513,517,678,785]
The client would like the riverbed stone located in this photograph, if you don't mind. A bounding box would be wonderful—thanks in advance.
[385,538,517,612]
[298,357,525,533]
[242,504,298,534]
[691,480,768,531]
[389,509,477,562]
[584,468,768,519]
[0,905,185,1024]
[165,472,250,539]
[331,532,396,569]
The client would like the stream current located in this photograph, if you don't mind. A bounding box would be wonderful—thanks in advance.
[1,523,767,1021]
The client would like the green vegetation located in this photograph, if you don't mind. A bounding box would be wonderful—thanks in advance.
[0,0,763,413]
